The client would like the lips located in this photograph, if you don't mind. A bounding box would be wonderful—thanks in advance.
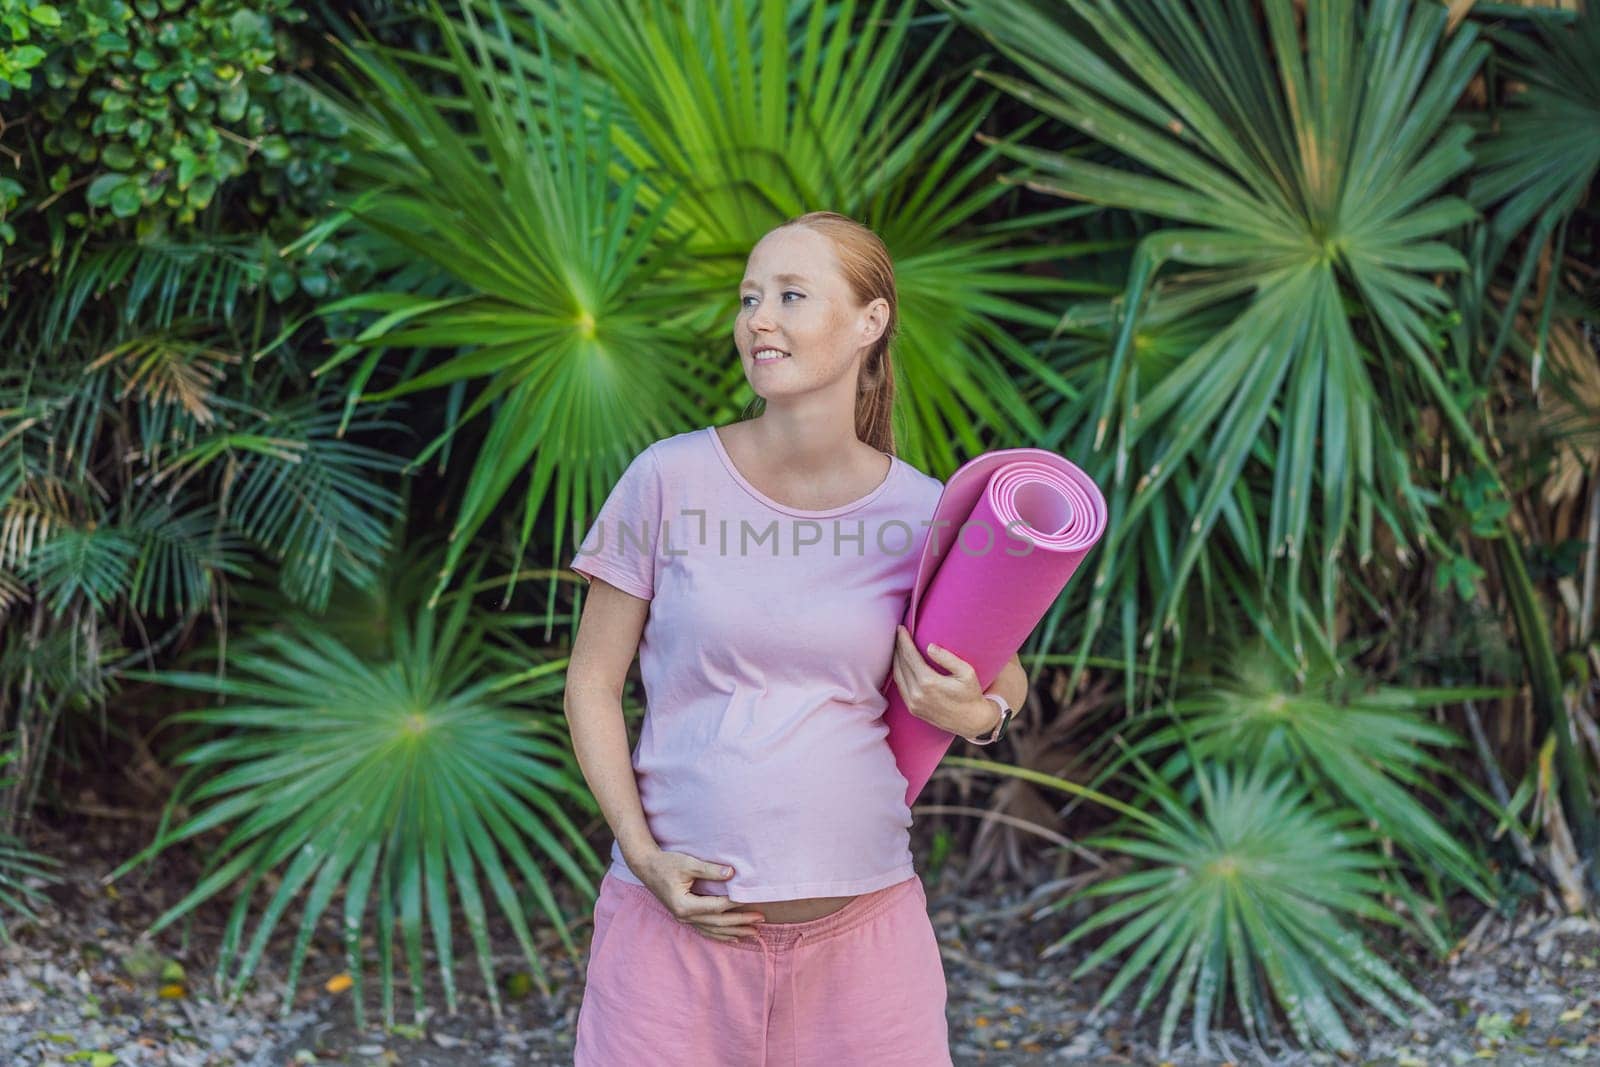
[753,346,790,363]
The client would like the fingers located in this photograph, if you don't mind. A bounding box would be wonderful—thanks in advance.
[674,890,765,938]
[695,929,740,943]
[893,625,917,688]
[920,635,975,678]
[688,909,766,942]
[698,908,767,928]
[675,892,752,918]
[895,624,917,665]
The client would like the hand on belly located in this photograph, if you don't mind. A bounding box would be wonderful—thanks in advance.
[741,893,857,923]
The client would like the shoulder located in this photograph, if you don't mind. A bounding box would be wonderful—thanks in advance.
[892,454,945,515]
[634,427,710,478]
[603,428,700,472]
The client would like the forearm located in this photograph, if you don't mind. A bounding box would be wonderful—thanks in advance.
[564,685,659,868]
[962,657,1028,740]
[986,658,1028,713]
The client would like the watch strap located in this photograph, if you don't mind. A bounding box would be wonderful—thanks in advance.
[970,692,1012,745]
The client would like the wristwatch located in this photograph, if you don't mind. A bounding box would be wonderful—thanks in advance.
[968,692,1013,746]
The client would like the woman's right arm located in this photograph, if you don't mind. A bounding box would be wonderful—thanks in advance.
[564,576,767,942]
[563,577,665,871]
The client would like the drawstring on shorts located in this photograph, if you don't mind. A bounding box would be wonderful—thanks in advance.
[753,927,807,1067]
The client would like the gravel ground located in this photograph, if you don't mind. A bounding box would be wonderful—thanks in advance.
[5,822,1600,1066]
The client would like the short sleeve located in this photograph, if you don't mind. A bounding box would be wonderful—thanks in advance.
[569,445,662,601]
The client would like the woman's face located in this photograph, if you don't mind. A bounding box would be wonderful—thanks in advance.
[734,226,886,400]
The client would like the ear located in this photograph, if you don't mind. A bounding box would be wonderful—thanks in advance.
[859,297,890,350]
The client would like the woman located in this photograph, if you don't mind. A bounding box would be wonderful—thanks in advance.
[564,211,1030,1065]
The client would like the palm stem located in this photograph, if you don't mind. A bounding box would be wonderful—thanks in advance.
[1494,536,1599,890]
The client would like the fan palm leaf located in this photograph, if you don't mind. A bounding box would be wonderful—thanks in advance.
[312,4,717,606]
[1135,639,1501,908]
[158,398,407,613]
[113,548,595,1027]
[1464,3,1600,371]
[938,0,1496,687]
[1052,748,1432,1057]
[501,0,1085,470]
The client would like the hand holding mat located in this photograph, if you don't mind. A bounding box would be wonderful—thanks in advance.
[882,448,1108,806]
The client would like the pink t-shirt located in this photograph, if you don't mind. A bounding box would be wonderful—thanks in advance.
[568,425,944,901]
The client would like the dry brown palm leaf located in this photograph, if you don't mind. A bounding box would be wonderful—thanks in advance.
[0,473,74,571]
[85,334,235,427]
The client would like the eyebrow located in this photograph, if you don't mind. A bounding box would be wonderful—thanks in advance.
[739,273,810,290]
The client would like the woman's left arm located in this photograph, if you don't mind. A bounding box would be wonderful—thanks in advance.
[892,626,1028,740]
[988,652,1029,716]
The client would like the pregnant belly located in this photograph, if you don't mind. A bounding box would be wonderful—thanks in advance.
[745,892,857,923]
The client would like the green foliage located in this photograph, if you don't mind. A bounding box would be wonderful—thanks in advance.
[1450,466,1511,539]
[1053,750,1432,1058]
[309,0,1082,603]
[0,746,58,939]
[114,548,599,1026]
[0,363,402,622]
[0,349,405,824]
[0,3,58,96]
[935,0,1503,700]
[0,0,346,254]
[966,635,1493,1055]
[510,0,1081,472]
[1465,3,1600,369]
[312,5,721,607]
[1142,641,1500,911]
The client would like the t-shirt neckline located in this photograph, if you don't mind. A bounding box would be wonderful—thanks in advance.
[705,425,899,518]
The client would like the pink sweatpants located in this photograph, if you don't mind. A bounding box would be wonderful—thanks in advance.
[574,870,952,1066]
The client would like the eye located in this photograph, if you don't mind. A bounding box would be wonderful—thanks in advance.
[740,291,804,308]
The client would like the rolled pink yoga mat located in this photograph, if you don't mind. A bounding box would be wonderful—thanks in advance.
[882,448,1108,806]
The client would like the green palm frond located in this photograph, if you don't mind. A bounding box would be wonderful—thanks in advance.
[504,0,1083,469]
[33,235,271,351]
[121,497,253,618]
[162,399,407,613]
[0,461,75,579]
[0,747,59,939]
[19,525,138,614]
[938,0,1494,688]
[516,0,989,251]
[0,833,55,941]
[1136,640,1499,908]
[313,3,718,605]
[114,548,596,1027]
[1056,750,1432,1058]
[0,373,96,571]
[1465,3,1600,369]
[85,327,238,429]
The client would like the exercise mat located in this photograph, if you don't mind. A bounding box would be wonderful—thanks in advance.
[882,448,1108,806]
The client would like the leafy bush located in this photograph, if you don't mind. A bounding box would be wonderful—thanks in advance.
[114,549,599,1026]
[1051,750,1434,1058]
[963,634,1501,1056]
[0,0,345,256]
[312,0,1079,601]
[1142,641,1502,910]
[0,747,57,939]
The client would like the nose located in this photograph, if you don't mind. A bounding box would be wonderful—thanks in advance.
[747,302,777,333]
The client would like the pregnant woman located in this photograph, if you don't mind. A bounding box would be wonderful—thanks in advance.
[564,210,1030,1065]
